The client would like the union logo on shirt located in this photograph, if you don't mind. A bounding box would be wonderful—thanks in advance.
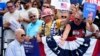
[73,29,85,38]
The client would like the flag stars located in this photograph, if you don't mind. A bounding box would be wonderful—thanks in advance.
[47,37,52,41]
[84,43,88,47]
[53,46,58,51]
[78,49,83,53]
[57,50,60,54]
[76,52,79,56]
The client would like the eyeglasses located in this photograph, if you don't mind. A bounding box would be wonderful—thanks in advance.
[7,6,13,8]
[33,4,37,5]
[21,34,26,37]
[61,16,67,18]
[43,5,50,8]
[29,15,36,18]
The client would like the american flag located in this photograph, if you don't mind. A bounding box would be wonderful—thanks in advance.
[42,35,100,56]
[87,0,98,4]
[61,3,67,8]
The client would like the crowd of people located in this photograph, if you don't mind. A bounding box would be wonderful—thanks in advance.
[0,0,100,56]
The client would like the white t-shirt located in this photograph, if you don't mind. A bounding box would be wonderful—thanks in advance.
[3,10,21,42]
[86,24,99,37]
[19,9,29,31]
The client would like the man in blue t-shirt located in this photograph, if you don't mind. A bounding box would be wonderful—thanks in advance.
[24,10,44,56]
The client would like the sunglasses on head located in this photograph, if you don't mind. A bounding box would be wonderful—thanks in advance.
[61,16,67,18]
[21,34,26,37]
[29,15,36,18]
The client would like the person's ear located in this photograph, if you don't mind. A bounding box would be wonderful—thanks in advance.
[15,32,17,36]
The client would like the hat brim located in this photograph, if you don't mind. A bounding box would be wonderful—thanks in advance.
[41,14,52,18]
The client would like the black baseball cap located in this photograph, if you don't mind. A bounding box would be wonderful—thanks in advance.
[20,0,31,4]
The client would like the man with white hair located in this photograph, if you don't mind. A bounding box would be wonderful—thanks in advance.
[5,28,26,56]
[23,11,44,56]
[19,0,39,31]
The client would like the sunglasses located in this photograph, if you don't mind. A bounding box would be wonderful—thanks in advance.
[43,5,50,8]
[21,34,26,37]
[75,18,81,21]
[29,15,36,18]
[61,16,67,18]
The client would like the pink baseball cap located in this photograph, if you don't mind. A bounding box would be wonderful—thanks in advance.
[41,8,53,18]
